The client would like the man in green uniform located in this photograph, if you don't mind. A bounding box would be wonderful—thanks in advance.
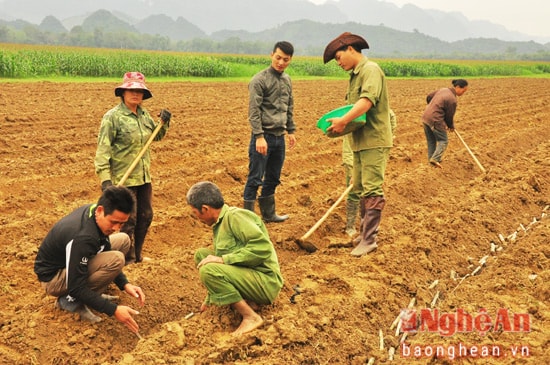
[324,32,393,256]
[342,109,396,237]
[187,181,283,336]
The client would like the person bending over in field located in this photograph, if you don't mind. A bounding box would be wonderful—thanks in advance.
[187,181,284,336]
[422,79,469,168]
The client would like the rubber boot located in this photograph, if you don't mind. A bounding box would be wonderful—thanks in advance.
[133,210,152,263]
[77,305,102,323]
[258,195,288,223]
[244,199,255,212]
[56,294,102,322]
[345,199,359,237]
[121,211,137,263]
[352,196,368,245]
[351,196,385,257]
[55,295,82,312]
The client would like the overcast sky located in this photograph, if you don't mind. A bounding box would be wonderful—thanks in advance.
[309,0,550,38]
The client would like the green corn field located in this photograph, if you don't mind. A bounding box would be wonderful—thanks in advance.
[0,43,549,79]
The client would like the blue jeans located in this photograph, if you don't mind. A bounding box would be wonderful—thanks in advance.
[423,123,448,163]
[243,133,286,200]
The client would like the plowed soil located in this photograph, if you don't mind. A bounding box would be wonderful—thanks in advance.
[0,77,548,364]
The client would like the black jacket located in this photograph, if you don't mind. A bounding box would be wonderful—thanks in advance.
[34,204,128,316]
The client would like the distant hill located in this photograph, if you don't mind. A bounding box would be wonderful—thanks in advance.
[0,0,549,44]
[38,15,66,34]
[0,8,548,60]
[81,9,136,33]
[210,20,549,59]
[135,15,206,41]
[330,0,546,43]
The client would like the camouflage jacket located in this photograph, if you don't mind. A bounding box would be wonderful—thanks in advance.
[94,102,168,187]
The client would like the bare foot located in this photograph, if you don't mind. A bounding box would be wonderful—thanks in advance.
[245,300,260,311]
[232,313,264,336]
[429,160,442,168]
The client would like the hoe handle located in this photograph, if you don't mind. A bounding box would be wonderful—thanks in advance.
[300,184,354,241]
[117,121,165,186]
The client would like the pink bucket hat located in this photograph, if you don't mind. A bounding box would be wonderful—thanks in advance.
[114,72,152,99]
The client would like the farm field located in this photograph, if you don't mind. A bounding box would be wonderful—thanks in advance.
[2,43,549,79]
[0,77,549,364]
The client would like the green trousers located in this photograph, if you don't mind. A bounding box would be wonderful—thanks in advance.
[194,247,280,306]
[352,147,390,197]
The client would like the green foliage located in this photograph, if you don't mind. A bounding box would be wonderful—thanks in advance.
[0,44,548,79]
[288,58,343,77]
[377,60,534,77]
[0,46,231,78]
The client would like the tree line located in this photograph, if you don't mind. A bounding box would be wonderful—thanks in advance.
[1,23,549,61]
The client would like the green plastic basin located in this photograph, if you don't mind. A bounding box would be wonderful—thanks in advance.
[316,105,366,138]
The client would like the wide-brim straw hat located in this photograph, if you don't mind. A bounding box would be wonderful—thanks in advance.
[114,71,153,99]
[323,32,369,64]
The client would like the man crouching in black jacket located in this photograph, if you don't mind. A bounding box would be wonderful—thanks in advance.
[34,186,145,335]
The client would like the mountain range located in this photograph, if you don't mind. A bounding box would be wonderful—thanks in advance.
[0,0,549,59]
[1,0,549,44]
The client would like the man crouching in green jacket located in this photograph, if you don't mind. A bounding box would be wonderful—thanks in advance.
[187,181,284,336]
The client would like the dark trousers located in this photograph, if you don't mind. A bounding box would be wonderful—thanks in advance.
[243,133,286,201]
[122,183,153,262]
[423,123,448,163]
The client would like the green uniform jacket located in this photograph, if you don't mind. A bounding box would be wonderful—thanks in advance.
[214,205,283,289]
[95,103,168,187]
[343,109,397,167]
[346,57,393,152]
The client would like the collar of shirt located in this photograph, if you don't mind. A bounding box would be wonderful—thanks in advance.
[269,66,283,77]
[119,102,143,116]
[351,56,369,76]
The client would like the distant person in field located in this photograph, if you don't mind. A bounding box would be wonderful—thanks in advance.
[34,186,145,334]
[323,32,393,256]
[422,79,469,168]
[187,181,284,336]
[243,41,297,223]
[342,109,396,237]
[95,71,172,263]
